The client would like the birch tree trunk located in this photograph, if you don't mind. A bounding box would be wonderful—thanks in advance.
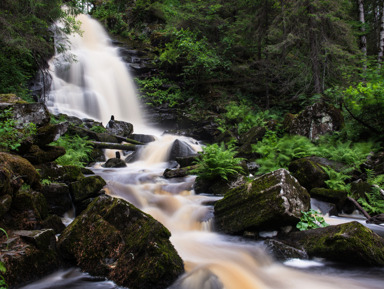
[358,0,367,56]
[378,5,384,65]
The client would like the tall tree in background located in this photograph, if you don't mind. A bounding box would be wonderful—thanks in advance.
[357,0,367,57]
[378,4,384,64]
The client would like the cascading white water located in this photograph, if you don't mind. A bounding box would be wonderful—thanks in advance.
[41,14,384,289]
[47,14,144,128]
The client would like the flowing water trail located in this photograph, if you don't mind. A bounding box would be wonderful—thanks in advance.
[35,14,384,289]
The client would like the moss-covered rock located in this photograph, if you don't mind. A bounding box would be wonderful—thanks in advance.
[1,102,51,129]
[36,163,85,184]
[34,122,69,147]
[310,188,348,210]
[1,229,61,288]
[0,152,40,189]
[289,158,329,191]
[69,175,106,204]
[281,221,384,266]
[58,195,184,289]
[22,144,66,165]
[214,169,310,234]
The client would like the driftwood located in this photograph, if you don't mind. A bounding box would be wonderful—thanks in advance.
[347,196,371,219]
[90,141,139,151]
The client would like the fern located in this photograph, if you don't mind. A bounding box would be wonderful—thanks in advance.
[322,166,351,192]
[253,133,317,174]
[191,143,244,181]
[52,134,93,167]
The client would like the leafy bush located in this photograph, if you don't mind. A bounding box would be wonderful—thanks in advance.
[296,209,329,231]
[136,76,183,107]
[52,134,93,167]
[218,102,278,135]
[253,133,317,174]
[90,125,107,133]
[0,108,37,152]
[191,143,244,181]
[0,227,8,289]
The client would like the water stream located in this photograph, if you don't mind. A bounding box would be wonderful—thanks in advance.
[32,14,384,289]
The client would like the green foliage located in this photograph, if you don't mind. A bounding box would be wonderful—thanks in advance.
[40,179,52,186]
[296,209,329,231]
[191,143,244,181]
[0,108,37,152]
[322,166,351,192]
[0,227,8,289]
[90,125,107,133]
[135,76,183,107]
[52,134,93,167]
[253,133,317,174]
[358,171,384,215]
[158,28,229,82]
[218,102,278,135]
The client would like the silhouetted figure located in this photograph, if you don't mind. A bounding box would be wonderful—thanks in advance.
[107,115,115,128]
[115,151,121,159]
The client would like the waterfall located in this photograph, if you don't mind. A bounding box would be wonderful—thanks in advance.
[38,14,384,289]
[47,14,144,129]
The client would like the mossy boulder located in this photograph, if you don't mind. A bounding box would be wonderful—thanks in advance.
[237,126,266,158]
[0,152,40,190]
[214,169,310,234]
[103,157,127,168]
[36,163,85,184]
[1,229,61,288]
[288,158,329,191]
[68,125,120,143]
[1,102,50,129]
[69,175,106,204]
[281,221,384,266]
[284,102,344,140]
[57,194,184,289]
[34,122,69,147]
[310,188,348,210]
[22,144,66,165]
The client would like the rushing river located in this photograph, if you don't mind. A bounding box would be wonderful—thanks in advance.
[24,13,384,289]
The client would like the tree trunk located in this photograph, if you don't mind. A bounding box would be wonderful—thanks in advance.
[378,4,384,65]
[307,1,322,94]
[358,0,367,72]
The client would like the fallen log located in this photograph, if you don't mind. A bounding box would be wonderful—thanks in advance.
[90,141,139,151]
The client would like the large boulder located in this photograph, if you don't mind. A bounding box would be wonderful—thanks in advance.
[0,102,50,129]
[41,183,72,216]
[168,139,197,161]
[1,229,61,288]
[284,103,344,140]
[288,158,329,191]
[280,221,384,266]
[57,195,184,289]
[0,152,40,190]
[22,145,66,165]
[34,122,69,147]
[106,118,134,137]
[214,169,310,234]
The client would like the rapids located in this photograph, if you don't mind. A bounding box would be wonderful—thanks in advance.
[34,13,384,289]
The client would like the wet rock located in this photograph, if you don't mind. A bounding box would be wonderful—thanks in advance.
[309,188,348,210]
[214,169,310,234]
[288,158,329,191]
[168,139,197,161]
[41,183,72,216]
[264,239,308,261]
[103,158,127,168]
[22,144,66,165]
[163,166,197,179]
[366,214,384,225]
[41,214,66,234]
[281,221,384,266]
[106,118,134,137]
[57,194,184,289]
[175,155,198,167]
[69,175,106,204]
[131,134,156,144]
[0,152,40,190]
[284,103,344,140]
[0,229,61,288]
